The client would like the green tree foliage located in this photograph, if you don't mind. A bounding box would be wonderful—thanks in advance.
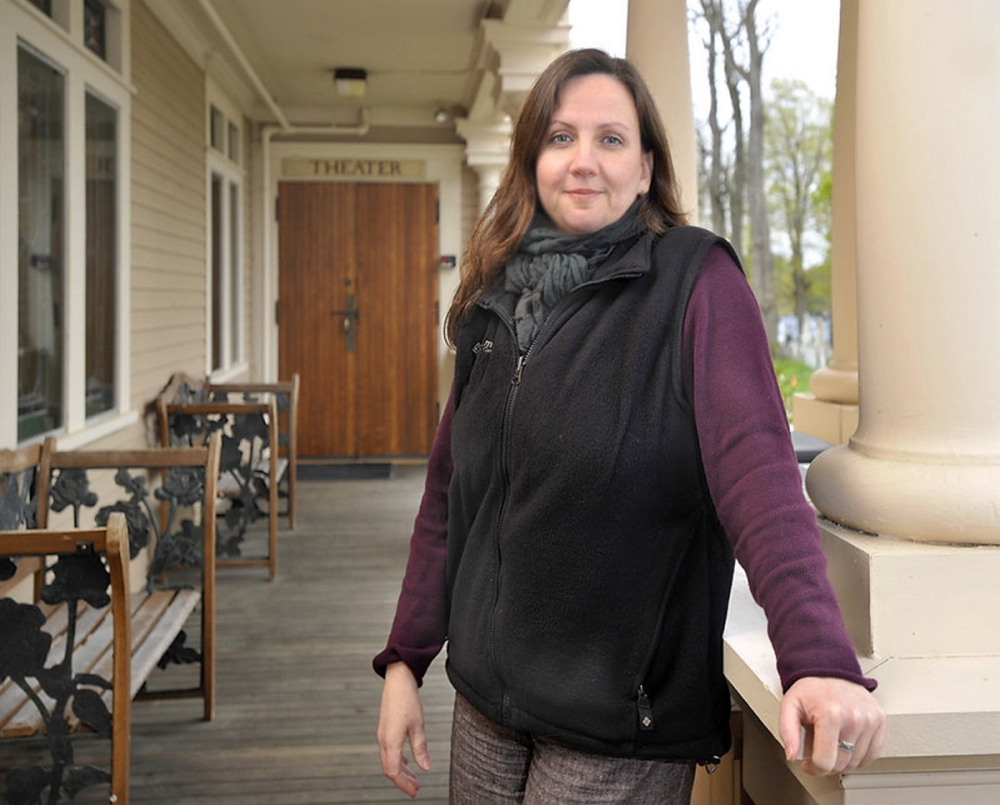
[693,0,776,339]
[764,79,833,326]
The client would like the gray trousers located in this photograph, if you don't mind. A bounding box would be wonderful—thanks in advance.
[449,694,696,805]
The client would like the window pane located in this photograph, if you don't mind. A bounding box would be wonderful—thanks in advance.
[85,93,117,418]
[211,174,223,371]
[229,181,241,361]
[27,0,52,16]
[227,121,239,163]
[18,47,65,442]
[210,106,224,152]
[83,0,107,60]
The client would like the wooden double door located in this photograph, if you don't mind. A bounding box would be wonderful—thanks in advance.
[278,181,439,458]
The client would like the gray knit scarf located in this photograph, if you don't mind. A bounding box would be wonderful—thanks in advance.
[503,201,644,351]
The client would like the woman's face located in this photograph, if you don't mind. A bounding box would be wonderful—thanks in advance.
[535,73,653,235]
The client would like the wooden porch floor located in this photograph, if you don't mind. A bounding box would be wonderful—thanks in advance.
[3,465,453,804]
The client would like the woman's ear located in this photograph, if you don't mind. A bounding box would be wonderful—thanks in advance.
[640,151,653,194]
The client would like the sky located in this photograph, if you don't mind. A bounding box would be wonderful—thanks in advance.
[568,0,841,117]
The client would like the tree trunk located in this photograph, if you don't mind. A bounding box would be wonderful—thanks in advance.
[743,0,777,342]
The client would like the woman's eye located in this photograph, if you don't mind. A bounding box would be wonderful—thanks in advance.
[550,132,572,144]
[603,134,624,146]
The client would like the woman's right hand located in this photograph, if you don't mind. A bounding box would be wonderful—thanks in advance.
[377,661,432,798]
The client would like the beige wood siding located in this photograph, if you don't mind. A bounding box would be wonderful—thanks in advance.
[131,0,206,408]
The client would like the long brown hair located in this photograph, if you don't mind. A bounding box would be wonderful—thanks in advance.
[445,48,689,346]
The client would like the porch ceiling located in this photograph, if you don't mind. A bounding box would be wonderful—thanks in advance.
[146,0,572,143]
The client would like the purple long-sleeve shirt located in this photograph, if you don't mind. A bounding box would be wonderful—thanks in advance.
[375,245,874,694]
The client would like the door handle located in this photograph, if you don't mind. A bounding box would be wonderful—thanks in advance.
[329,313,356,331]
[329,310,358,328]
[330,294,358,351]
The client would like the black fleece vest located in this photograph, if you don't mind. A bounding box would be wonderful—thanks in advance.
[447,226,738,762]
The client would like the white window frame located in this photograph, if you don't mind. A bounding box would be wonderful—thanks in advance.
[0,0,133,448]
[205,80,246,379]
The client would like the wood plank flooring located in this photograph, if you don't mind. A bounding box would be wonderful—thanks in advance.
[1,465,453,804]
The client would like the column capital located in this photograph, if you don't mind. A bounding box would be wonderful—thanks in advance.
[455,117,513,213]
[478,19,570,118]
[454,117,513,170]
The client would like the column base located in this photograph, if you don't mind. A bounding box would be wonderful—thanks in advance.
[792,392,858,446]
[820,518,1000,657]
[806,443,1000,544]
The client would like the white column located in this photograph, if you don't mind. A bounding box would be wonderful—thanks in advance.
[625,0,698,222]
[733,4,1000,801]
[806,0,1000,545]
[455,118,513,214]
[792,0,860,445]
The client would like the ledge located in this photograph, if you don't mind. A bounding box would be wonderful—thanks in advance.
[724,565,1000,761]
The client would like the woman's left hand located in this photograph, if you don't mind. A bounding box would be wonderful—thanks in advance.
[778,676,887,775]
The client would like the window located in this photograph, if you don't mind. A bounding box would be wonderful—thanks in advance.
[227,120,239,163]
[206,90,244,374]
[210,105,225,152]
[5,0,130,446]
[18,46,66,442]
[85,92,117,418]
[83,0,106,60]
[229,181,242,362]
[209,174,244,373]
[27,0,53,16]
[211,174,224,371]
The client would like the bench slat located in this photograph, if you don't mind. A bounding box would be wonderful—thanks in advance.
[0,590,200,738]
[128,590,201,699]
[0,600,114,737]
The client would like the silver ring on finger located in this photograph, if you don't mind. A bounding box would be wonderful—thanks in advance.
[838,739,856,753]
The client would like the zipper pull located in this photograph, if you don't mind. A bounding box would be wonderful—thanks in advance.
[512,354,526,386]
[637,685,655,731]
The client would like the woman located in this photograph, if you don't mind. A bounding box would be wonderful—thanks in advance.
[374,48,885,803]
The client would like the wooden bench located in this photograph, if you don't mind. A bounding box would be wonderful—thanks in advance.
[155,372,300,580]
[0,434,220,804]
[0,515,132,804]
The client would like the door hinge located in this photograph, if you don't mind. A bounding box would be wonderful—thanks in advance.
[436,199,440,224]
[274,299,280,325]
[275,196,280,221]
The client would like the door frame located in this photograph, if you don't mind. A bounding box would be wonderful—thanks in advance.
[261,141,466,417]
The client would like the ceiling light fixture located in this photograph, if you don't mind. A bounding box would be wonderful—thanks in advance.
[333,67,367,99]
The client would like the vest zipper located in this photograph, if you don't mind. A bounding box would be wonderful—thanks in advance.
[488,317,528,721]
[633,534,695,739]
[637,685,655,731]
[511,353,526,385]
[481,270,631,724]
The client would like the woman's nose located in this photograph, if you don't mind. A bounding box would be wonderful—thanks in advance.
[568,143,598,174]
